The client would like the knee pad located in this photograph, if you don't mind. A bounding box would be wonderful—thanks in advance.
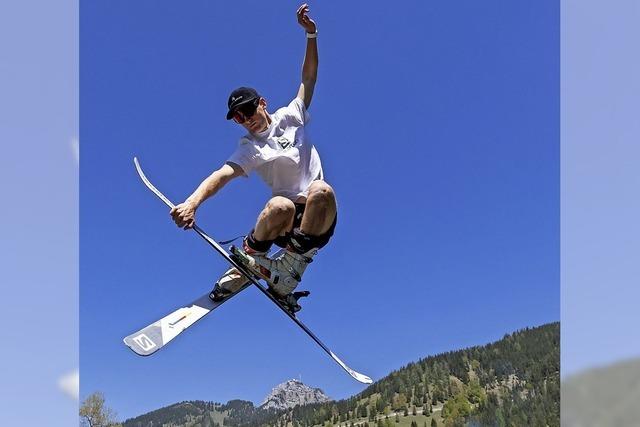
[289,228,325,254]
[245,229,274,253]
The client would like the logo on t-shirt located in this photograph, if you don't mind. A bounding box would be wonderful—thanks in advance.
[277,136,293,150]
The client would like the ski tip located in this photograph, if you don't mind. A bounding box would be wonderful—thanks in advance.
[123,335,159,357]
[329,351,373,384]
[124,343,155,357]
[352,371,374,385]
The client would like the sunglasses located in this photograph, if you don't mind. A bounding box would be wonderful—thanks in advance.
[232,98,260,124]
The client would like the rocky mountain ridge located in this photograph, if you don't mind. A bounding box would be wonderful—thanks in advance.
[260,379,330,410]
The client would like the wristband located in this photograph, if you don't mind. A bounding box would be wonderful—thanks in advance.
[306,31,317,39]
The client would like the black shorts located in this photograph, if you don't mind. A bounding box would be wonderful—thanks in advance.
[273,203,337,249]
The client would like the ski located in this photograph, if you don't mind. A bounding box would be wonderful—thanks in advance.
[124,248,284,355]
[127,157,373,384]
[123,285,250,356]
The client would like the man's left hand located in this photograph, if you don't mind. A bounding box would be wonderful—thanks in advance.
[297,3,317,34]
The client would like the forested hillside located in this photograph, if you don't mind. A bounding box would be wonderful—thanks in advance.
[283,323,559,427]
[123,323,559,427]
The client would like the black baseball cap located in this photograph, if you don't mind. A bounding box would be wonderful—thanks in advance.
[226,87,260,120]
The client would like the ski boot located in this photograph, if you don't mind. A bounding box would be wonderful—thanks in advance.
[229,244,317,307]
[228,244,313,315]
[209,242,268,303]
[231,246,315,290]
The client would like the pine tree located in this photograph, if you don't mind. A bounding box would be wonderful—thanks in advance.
[360,405,368,419]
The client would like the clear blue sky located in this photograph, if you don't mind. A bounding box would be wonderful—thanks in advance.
[81,0,559,421]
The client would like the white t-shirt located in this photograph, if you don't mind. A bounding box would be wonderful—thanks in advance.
[227,97,324,201]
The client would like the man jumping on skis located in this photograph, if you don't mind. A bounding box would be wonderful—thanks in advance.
[170,4,335,313]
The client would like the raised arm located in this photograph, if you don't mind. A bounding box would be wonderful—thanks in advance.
[295,3,318,109]
[170,162,244,229]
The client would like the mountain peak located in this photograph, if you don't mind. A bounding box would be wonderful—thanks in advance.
[260,379,331,410]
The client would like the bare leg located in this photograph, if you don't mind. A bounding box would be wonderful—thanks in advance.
[253,196,296,241]
[226,187,335,302]
[300,181,337,236]
[212,197,294,299]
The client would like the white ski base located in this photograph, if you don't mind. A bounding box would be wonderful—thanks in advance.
[123,286,249,356]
